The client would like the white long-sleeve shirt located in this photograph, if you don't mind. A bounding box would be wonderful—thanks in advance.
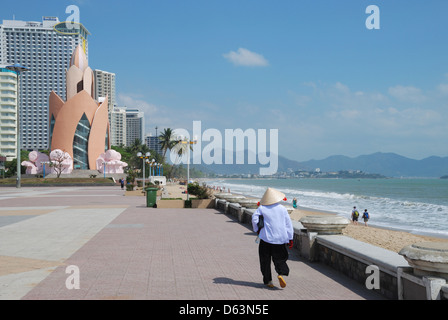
[252,203,294,245]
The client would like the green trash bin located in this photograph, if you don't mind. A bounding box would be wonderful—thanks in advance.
[145,187,158,208]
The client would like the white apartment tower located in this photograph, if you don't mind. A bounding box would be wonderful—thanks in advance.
[110,107,127,146]
[94,69,116,116]
[0,66,17,161]
[126,108,144,147]
[0,17,89,151]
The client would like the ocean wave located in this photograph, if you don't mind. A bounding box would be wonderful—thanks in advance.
[208,179,448,237]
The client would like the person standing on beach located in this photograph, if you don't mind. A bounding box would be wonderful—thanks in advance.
[292,198,298,209]
[252,188,294,289]
[351,206,359,225]
[362,209,370,227]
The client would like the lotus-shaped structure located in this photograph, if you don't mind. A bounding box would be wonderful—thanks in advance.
[21,151,50,174]
[49,45,111,170]
[97,149,128,174]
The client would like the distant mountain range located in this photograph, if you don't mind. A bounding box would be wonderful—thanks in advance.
[190,151,448,178]
[298,152,448,178]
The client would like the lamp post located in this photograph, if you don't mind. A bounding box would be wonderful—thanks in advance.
[42,161,50,179]
[103,161,107,179]
[176,136,198,201]
[145,158,150,179]
[6,63,30,188]
[137,152,151,189]
[150,159,155,181]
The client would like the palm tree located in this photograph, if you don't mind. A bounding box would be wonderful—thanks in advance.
[123,138,150,170]
[159,128,177,159]
[170,140,190,165]
[128,138,143,155]
[168,137,195,180]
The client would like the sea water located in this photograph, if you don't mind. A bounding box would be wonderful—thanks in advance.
[207,178,448,238]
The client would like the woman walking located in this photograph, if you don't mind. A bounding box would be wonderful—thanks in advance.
[252,188,294,288]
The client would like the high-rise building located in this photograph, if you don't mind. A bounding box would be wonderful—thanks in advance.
[126,108,144,147]
[0,66,17,161]
[0,17,89,151]
[94,69,116,116]
[145,135,163,156]
[110,107,127,146]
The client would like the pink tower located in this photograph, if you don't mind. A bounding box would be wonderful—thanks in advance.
[49,45,111,170]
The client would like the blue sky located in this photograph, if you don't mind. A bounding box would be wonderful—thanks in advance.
[3,0,448,162]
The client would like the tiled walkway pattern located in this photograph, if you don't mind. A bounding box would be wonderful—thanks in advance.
[0,186,383,300]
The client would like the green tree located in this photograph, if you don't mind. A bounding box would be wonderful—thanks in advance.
[159,128,177,159]
[4,150,29,177]
[111,145,131,164]
[112,135,206,180]
[167,138,195,180]
[128,138,143,153]
[123,139,149,170]
[114,139,166,179]
[187,182,210,199]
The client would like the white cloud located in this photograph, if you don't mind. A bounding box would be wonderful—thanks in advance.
[117,93,158,115]
[116,93,221,135]
[288,92,312,107]
[333,82,350,94]
[437,83,448,95]
[223,48,269,67]
[388,85,426,103]
[283,81,448,158]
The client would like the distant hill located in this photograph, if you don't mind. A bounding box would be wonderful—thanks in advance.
[186,150,448,177]
[299,152,448,178]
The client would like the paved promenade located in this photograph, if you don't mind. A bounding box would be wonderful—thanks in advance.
[0,186,383,300]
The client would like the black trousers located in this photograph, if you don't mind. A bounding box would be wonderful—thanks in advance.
[258,239,289,284]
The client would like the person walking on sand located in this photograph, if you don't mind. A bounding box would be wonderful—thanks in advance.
[362,209,370,227]
[351,206,359,225]
[292,198,298,209]
[252,188,294,289]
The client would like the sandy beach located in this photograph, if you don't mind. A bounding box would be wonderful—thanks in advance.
[164,182,448,253]
[162,182,189,200]
[288,207,448,253]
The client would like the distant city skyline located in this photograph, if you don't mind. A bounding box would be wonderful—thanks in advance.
[1,0,447,162]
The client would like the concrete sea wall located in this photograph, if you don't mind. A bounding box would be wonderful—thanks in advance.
[214,198,448,300]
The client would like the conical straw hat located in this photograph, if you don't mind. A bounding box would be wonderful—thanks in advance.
[260,188,286,206]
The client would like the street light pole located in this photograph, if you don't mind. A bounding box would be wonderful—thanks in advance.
[146,158,150,179]
[42,161,50,179]
[176,136,198,201]
[6,63,30,189]
[150,159,155,181]
[137,152,151,189]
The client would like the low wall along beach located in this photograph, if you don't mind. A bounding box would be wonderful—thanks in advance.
[157,181,448,299]
[206,185,448,301]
